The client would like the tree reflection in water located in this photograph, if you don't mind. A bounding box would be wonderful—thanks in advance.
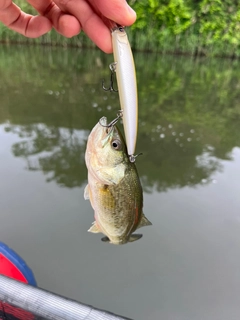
[4,121,221,193]
[1,46,240,192]
[7,124,88,188]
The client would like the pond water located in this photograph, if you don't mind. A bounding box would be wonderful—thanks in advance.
[0,45,240,320]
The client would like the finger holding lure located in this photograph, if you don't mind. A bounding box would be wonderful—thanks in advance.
[103,24,138,163]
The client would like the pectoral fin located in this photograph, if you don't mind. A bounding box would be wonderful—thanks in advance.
[88,222,100,233]
[136,213,152,230]
[84,184,89,200]
[95,164,125,185]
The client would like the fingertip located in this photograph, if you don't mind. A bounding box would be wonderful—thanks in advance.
[91,34,113,53]
[88,26,113,53]
[100,29,113,53]
[125,4,137,25]
[26,16,52,38]
[96,0,137,27]
[57,15,81,38]
[101,43,113,54]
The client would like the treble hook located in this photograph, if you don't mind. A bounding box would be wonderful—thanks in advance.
[102,62,118,92]
[129,153,143,163]
[99,111,123,129]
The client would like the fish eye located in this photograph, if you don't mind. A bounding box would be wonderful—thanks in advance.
[111,139,122,151]
[119,27,124,32]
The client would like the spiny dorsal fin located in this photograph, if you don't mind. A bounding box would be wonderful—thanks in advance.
[136,213,152,230]
[88,221,100,233]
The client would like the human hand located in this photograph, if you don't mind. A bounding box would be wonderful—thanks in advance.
[0,0,136,53]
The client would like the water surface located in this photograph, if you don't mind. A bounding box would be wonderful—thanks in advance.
[0,46,240,320]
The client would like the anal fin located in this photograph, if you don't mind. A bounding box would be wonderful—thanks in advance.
[136,213,152,230]
[88,221,100,233]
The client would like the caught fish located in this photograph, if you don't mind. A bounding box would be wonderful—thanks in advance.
[85,116,151,245]
[111,26,138,161]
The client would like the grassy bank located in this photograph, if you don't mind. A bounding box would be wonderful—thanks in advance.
[1,0,240,57]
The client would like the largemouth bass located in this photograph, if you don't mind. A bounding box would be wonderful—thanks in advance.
[85,117,151,245]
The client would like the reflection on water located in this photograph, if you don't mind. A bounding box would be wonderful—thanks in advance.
[4,122,222,192]
[1,46,240,191]
[1,46,240,320]
[6,124,88,187]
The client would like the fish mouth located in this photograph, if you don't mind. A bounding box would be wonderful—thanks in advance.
[99,114,121,130]
[98,117,112,145]
[99,116,108,127]
[97,115,121,147]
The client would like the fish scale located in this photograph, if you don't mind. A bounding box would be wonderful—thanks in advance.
[85,117,151,245]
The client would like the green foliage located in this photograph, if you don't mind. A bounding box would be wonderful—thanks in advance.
[1,1,240,56]
[130,0,240,56]
[132,0,192,34]
[14,0,37,14]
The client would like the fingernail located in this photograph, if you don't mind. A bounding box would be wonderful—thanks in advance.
[127,4,137,18]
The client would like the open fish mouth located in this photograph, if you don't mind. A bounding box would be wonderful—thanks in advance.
[99,113,123,130]
[98,116,108,127]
